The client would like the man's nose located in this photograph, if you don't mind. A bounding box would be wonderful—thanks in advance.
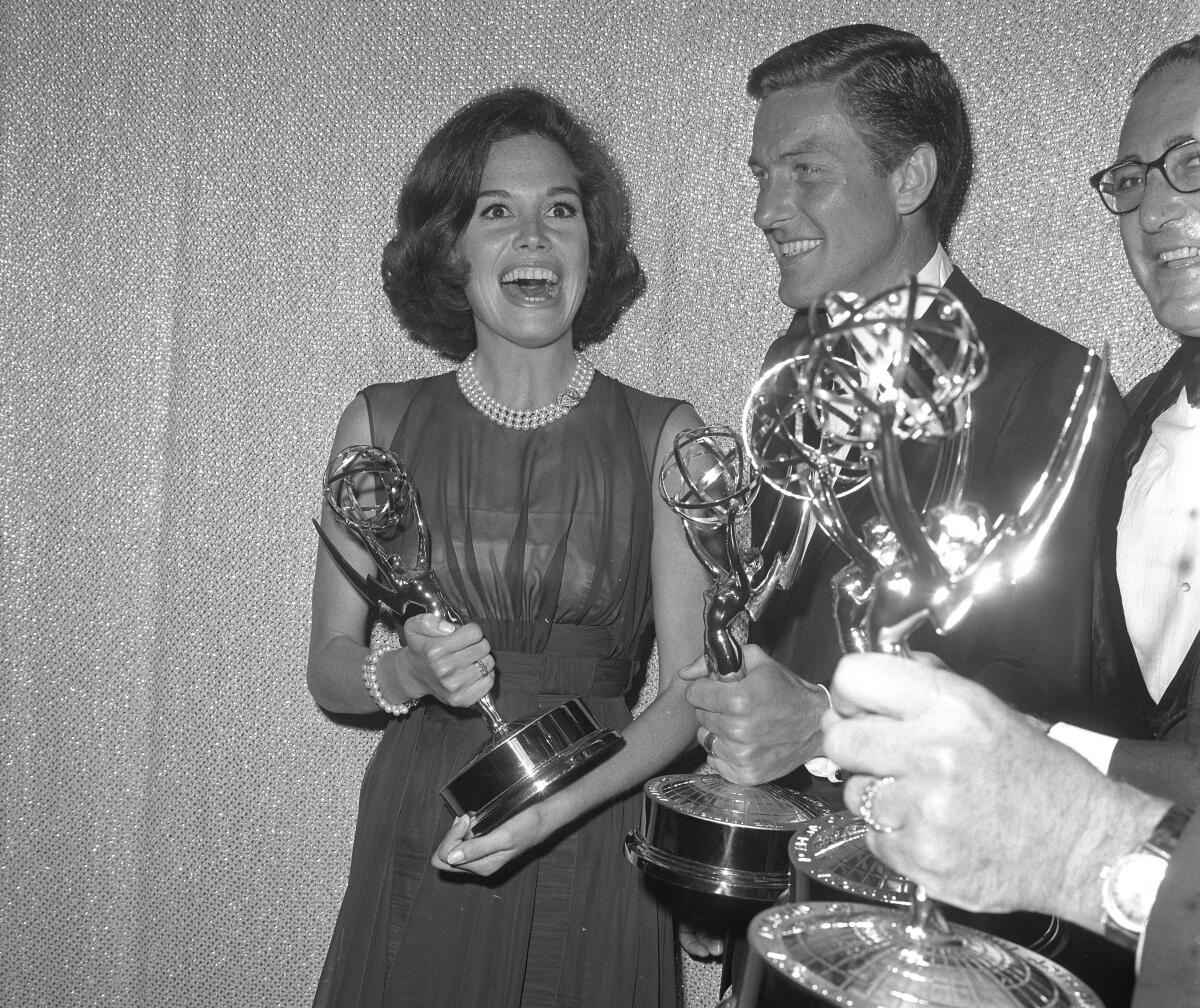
[1137,168,1187,231]
[753,174,797,233]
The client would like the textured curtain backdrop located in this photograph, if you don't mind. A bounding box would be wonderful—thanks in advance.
[0,2,1184,1006]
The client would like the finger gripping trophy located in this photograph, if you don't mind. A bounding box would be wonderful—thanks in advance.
[314,445,624,834]
[740,278,1108,1008]
[623,426,830,902]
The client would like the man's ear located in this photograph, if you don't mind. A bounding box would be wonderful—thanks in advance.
[893,143,938,216]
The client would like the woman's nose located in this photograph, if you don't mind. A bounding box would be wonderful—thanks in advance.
[515,216,549,250]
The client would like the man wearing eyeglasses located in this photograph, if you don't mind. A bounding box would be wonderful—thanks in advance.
[1051,35,1200,811]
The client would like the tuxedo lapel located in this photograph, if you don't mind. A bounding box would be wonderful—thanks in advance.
[942,268,984,319]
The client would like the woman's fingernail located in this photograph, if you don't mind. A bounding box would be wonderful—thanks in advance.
[448,849,463,864]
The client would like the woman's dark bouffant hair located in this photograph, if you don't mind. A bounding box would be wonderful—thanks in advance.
[381,87,646,360]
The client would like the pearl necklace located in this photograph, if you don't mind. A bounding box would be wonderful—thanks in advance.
[457,351,594,430]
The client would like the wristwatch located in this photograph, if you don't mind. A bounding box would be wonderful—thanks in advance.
[1100,804,1194,948]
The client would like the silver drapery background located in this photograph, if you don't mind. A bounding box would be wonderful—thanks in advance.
[0,2,1185,1006]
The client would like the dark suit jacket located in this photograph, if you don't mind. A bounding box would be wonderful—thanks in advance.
[1133,809,1200,1007]
[1094,345,1200,807]
[751,268,1127,728]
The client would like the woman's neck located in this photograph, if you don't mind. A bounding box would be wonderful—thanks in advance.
[469,341,580,411]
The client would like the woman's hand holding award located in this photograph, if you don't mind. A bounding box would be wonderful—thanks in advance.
[314,445,623,834]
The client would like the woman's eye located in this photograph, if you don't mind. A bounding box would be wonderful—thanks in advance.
[547,202,579,219]
[479,203,511,219]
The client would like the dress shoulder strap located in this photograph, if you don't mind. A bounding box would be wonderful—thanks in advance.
[608,377,690,482]
[360,380,426,450]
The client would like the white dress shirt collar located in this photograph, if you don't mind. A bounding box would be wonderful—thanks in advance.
[914,244,954,316]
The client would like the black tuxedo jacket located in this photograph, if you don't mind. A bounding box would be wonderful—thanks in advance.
[1094,345,1200,807]
[750,269,1127,726]
[1134,809,1200,1007]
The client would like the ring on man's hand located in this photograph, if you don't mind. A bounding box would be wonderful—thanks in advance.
[700,729,717,756]
[474,659,488,680]
[858,775,897,834]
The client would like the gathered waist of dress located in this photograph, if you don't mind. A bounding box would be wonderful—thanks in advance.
[489,650,640,699]
[475,621,645,699]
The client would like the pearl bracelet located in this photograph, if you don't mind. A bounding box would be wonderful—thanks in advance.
[362,644,418,717]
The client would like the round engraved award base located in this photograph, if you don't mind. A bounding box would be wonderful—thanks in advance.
[791,812,1064,957]
[791,810,914,904]
[624,774,831,901]
[743,902,1101,1008]
[440,697,622,834]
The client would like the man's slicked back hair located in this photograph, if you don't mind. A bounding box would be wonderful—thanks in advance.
[747,23,973,244]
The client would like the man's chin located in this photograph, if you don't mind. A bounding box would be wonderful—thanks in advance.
[1149,297,1200,340]
[778,279,818,313]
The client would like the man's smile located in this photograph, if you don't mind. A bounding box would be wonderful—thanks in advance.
[777,238,822,258]
[1156,245,1200,268]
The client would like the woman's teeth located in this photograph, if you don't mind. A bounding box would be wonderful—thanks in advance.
[501,266,560,301]
[502,266,560,284]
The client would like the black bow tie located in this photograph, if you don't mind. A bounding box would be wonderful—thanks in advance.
[1181,338,1200,407]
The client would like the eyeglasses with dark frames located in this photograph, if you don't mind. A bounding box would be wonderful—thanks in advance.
[1089,138,1200,215]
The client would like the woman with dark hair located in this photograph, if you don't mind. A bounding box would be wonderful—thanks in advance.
[308,86,707,1007]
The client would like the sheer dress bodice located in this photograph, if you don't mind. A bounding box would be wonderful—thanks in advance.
[314,369,686,1008]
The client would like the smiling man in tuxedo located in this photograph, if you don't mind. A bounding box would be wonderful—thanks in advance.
[683,21,1123,820]
[676,22,1128,1004]
[1058,34,1200,809]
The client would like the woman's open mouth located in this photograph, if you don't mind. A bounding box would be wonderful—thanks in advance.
[501,266,560,303]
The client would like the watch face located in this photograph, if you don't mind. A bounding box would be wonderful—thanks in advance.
[1105,851,1169,933]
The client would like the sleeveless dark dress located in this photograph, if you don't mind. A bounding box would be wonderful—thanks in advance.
[313,370,686,1008]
